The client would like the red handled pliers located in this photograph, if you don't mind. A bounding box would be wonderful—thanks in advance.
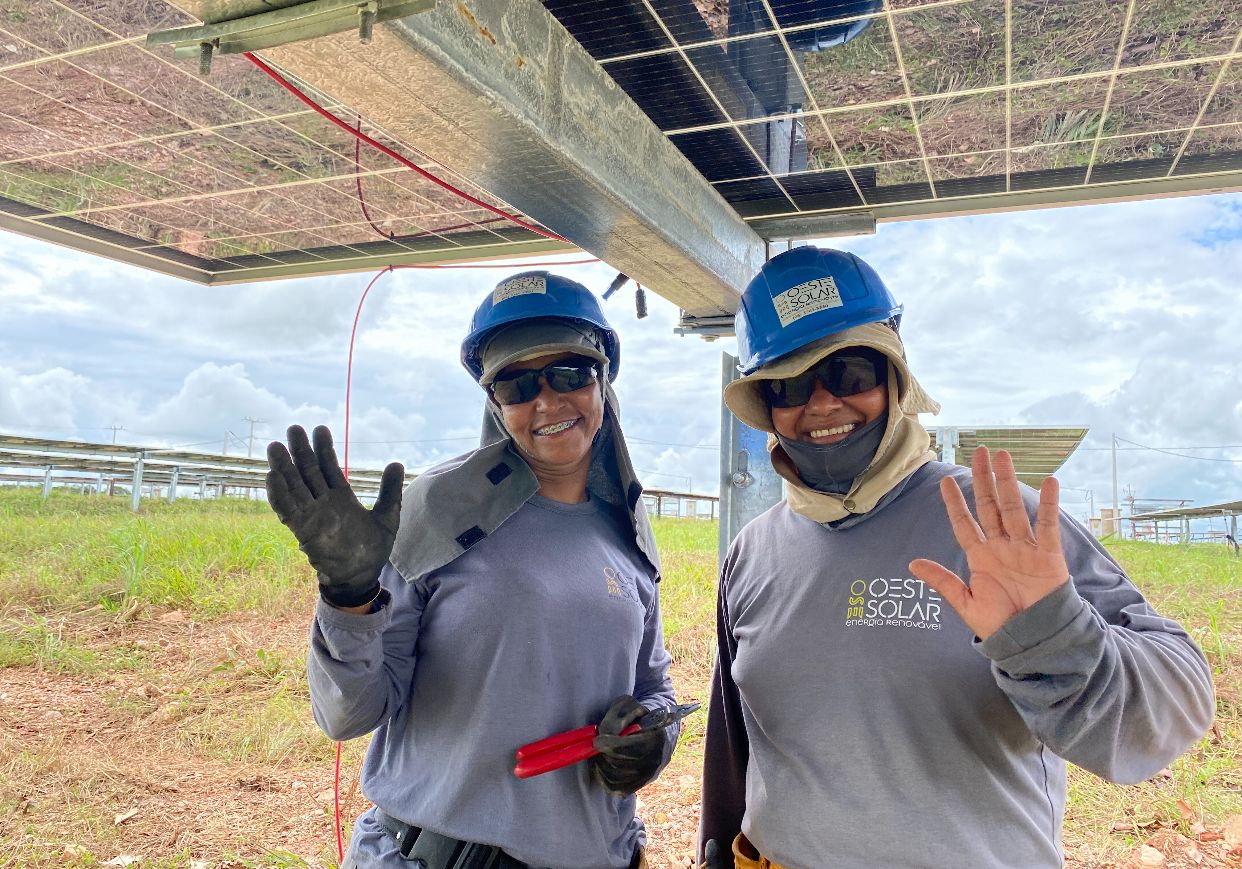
[513,701,701,779]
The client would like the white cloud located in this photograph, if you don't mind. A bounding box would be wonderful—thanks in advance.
[1,195,1240,524]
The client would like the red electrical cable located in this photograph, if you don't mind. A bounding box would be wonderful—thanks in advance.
[244,52,569,244]
[332,255,600,861]
[354,119,395,241]
[343,265,394,474]
[353,116,511,242]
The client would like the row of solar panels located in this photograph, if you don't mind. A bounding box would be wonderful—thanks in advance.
[0,0,1237,292]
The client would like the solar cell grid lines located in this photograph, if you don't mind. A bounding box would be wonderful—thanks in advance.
[581,0,1242,220]
[0,0,1239,287]
[0,0,567,282]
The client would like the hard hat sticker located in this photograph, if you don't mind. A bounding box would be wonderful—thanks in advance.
[494,274,547,304]
[772,276,844,327]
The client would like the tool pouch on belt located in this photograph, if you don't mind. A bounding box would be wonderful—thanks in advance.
[406,829,511,869]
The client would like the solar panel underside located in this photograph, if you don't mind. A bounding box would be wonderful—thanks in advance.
[0,0,563,280]
[555,0,1242,218]
[1,0,1239,281]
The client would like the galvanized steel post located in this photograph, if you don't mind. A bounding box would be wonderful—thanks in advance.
[718,353,785,564]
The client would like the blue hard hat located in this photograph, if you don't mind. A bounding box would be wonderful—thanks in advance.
[460,271,620,382]
[735,246,903,375]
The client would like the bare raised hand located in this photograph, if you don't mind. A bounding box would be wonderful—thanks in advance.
[909,446,1070,640]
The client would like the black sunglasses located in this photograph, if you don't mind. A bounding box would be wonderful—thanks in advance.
[761,348,888,408]
[490,360,600,406]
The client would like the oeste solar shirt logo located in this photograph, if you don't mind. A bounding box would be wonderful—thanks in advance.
[845,577,943,630]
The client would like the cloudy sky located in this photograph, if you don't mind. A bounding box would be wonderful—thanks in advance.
[2,192,1240,530]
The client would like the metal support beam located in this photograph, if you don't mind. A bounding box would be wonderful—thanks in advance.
[169,0,766,315]
[748,212,876,242]
[718,352,784,562]
[41,466,53,500]
[167,466,181,503]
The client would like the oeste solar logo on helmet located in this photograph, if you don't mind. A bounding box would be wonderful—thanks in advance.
[772,275,844,327]
[493,274,548,304]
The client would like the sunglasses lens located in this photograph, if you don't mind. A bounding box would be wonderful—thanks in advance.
[491,362,598,405]
[763,372,817,408]
[491,371,542,406]
[544,365,597,394]
[763,350,886,407]
[830,354,885,396]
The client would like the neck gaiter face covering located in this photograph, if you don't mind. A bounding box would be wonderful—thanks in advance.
[775,414,887,494]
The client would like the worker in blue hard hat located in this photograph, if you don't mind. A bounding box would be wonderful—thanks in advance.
[697,246,1215,869]
[267,271,681,869]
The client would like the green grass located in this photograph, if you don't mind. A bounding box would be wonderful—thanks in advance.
[0,488,1238,865]
[0,488,308,616]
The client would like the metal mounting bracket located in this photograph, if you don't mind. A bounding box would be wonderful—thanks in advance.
[147,0,435,74]
[674,312,735,340]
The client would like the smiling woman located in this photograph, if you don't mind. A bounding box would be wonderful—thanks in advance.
[490,351,606,504]
[265,269,686,869]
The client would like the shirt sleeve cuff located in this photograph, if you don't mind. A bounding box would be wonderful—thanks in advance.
[976,579,1085,661]
[315,587,392,629]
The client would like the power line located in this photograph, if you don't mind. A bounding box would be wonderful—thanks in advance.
[627,436,720,450]
[1076,443,1242,451]
[1113,436,1242,463]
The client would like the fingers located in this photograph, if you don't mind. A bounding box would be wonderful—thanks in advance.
[593,728,662,759]
[598,695,645,736]
[312,425,349,490]
[1035,474,1063,553]
[939,476,985,552]
[992,449,1036,543]
[909,558,970,616]
[265,438,312,517]
[373,462,405,531]
[970,446,1004,538]
[287,424,329,498]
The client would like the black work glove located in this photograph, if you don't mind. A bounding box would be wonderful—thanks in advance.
[590,695,665,795]
[700,839,726,869]
[266,424,404,608]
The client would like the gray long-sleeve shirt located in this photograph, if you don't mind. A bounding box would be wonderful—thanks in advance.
[310,494,677,869]
[701,461,1214,869]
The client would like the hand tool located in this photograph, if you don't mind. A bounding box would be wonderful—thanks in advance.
[512,701,701,779]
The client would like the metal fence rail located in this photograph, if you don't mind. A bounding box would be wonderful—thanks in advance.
[1,434,718,517]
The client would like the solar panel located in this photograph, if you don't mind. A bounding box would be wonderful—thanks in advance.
[0,0,1239,292]
[932,425,1089,488]
[576,0,1242,221]
[0,1,572,282]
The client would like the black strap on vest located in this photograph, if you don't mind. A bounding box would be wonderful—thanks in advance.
[486,462,512,485]
[455,526,487,551]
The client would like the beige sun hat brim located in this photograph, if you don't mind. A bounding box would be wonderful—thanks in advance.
[723,321,940,433]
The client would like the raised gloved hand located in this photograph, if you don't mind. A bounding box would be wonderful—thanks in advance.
[266,424,404,609]
[591,695,665,795]
[700,839,726,869]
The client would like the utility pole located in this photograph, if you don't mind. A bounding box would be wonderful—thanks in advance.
[243,417,265,459]
[107,424,124,444]
[1111,432,1120,539]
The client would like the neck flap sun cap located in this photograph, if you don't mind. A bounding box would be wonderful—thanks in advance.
[390,275,657,586]
[735,246,903,376]
[726,332,938,524]
[461,270,620,383]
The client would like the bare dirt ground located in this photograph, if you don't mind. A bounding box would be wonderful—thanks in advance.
[1,605,1238,869]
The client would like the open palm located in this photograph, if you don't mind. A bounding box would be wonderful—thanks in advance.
[910,446,1070,640]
